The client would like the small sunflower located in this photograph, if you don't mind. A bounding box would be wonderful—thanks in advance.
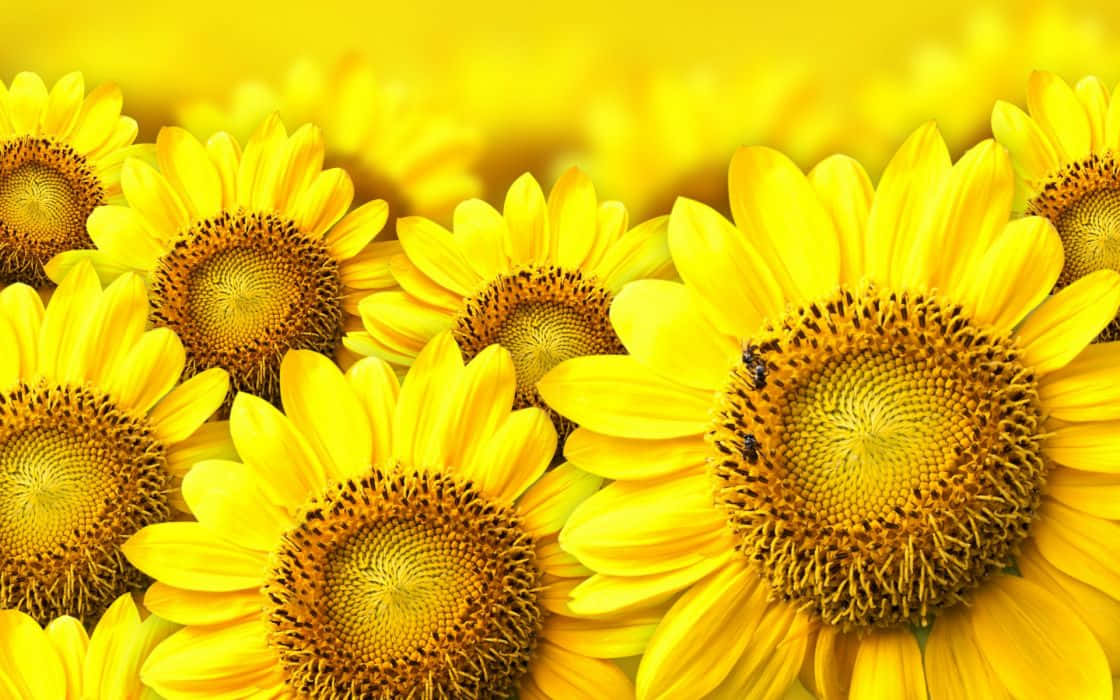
[993,70,1120,341]
[0,592,176,698]
[346,167,674,444]
[46,114,398,411]
[177,55,481,223]
[0,71,146,287]
[0,261,229,628]
[122,337,654,698]
[539,125,1120,698]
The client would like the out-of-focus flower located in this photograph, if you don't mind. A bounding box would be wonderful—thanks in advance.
[47,115,398,411]
[0,593,176,698]
[178,56,481,223]
[0,71,147,287]
[123,344,654,699]
[539,125,1120,698]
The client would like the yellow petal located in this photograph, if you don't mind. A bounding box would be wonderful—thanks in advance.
[326,199,388,260]
[504,172,551,265]
[444,344,517,477]
[106,328,186,414]
[182,460,294,551]
[848,628,926,700]
[518,462,603,537]
[1107,81,1120,152]
[389,253,464,311]
[44,249,135,287]
[611,279,740,391]
[7,71,47,133]
[542,613,659,659]
[924,604,1009,700]
[121,158,191,241]
[957,216,1062,333]
[568,550,734,617]
[1027,70,1092,163]
[274,122,325,214]
[122,522,266,592]
[44,616,88,699]
[563,429,708,480]
[811,625,862,700]
[345,356,400,468]
[37,259,101,384]
[0,609,64,699]
[0,283,43,379]
[728,146,840,303]
[157,127,223,220]
[100,612,178,700]
[0,317,18,392]
[236,113,287,211]
[991,100,1061,184]
[206,132,241,207]
[141,619,277,699]
[970,574,1111,699]
[149,368,229,445]
[1045,422,1120,472]
[293,168,353,238]
[396,215,481,296]
[392,331,463,467]
[465,407,555,504]
[1046,467,1120,519]
[637,561,768,699]
[528,641,633,700]
[1076,76,1110,151]
[668,196,782,337]
[452,198,511,280]
[83,593,142,699]
[537,355,712,439]
[710,604,809,700]
[1040,342,1120,422]
[1033,500,1120,599]
[42,71,84,138]
[807,154,872,285]
[69,83,124,155]
[594,215,674,293]
[550,166,599,269]
[145,583,262,627]
[279,349,373,482]
[586,200,629,270]
[1018,270,1120,375]
[358,290,455,356]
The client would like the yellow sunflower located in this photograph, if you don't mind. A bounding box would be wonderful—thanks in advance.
[0,261,229,628]
[0,71,147,287]
[993,70,1120,341]
[122,337,655,698]
[345,167,674,443]
[177,55,481,223]
[45,114,398,411]
[538,124,1120,698]
[0,592,176,698]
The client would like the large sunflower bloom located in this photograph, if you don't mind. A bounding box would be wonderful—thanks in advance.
[538,124,1120,698]
[0,261,229,628]
[346,167,674,443]
[0,71,146,287]
[0,593,175,698]
[993,70,1120,341]
[46,114,397,410]
[122,337,654,698]
[177,55,480,223]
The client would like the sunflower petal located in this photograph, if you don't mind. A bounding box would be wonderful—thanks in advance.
[518,462,603,537]
[1017,270,1120,375]
[149,368,229,445]
[0,610,64,699]
[1027,70,1092,163]
[807,154,872,285]
[848,628,926,700]
[1039,342,1120,422]
[504,172,551,265]
[157,127,223,219]
[550,167,599,269]
[182,460,294,551]
[991,100,1061,184]
[563,429,707,480]
[122,522,266,592]
[1033,500,1120,599]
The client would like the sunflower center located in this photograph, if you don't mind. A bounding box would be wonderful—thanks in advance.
[1028,153,1120,340]
[0,136,105,286]
[454,266,625,441]
[150,210,343,410]
[710,287,1045,630]
[264,469,542,699]
[0,382,169,626]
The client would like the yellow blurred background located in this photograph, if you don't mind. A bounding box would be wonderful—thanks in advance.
[4,0,1118,220]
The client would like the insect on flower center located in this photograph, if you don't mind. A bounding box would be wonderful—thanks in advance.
[710,286,1045,630]
[0,136,105,286]
[454,267,625,442]
[0,382,169,626]
[149,210,343,411]
[264,469,542,699]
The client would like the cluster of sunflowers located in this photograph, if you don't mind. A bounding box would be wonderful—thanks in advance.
[3,35,1120,700]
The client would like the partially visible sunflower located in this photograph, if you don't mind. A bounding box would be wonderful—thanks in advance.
[993,71,1120,341]
[177,55,481,223]
[122,337,656,698]
[0,593,176,698]
[0,71,147,287]
[46,115,398,411]
[0,261,229,628]
[539,125,1120,698]
[346,167,674,444]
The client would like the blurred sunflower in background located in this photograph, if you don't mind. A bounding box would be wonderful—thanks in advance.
[539,126,1120,698]
[177,55,481,224]
[346,167,675,445]
[0,71,147,287]
[123,338,658,698]
[0,592,175,698]
[47,115,396,410]
[993,71,1120,341]
[0,262,228,628]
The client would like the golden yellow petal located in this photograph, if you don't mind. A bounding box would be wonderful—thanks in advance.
[848,628,926,700]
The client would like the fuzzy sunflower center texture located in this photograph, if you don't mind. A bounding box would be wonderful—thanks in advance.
[0,382,169,626]
[710,287,1045,630]
[454,266,625,441]
[149,210,344,410]
[1028,153,1120,340]
[0,136,104,286]
[264,468,542,699]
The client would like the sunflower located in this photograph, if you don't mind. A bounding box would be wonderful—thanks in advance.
[992,71,1120,342]
[0,592,176,698]
[0,261,228,629]
[538,124,1120,698]
[345,167,674,444]
[45,114,398,411]
[0,71,147,288]
[121,337,655,698]
[177,55,481,223]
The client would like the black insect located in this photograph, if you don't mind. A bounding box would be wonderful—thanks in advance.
[741,434,760,463]
[741,344,767,389]
[751,362,767,389]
